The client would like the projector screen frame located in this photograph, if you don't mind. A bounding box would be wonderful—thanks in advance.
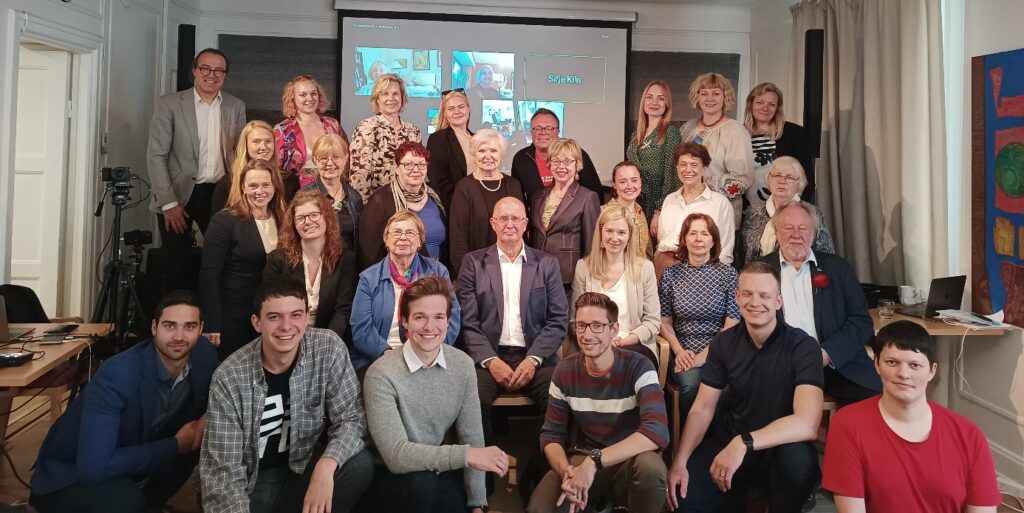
[337,9,634,182]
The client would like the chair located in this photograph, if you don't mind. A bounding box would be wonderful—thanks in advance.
[0,284,49,323]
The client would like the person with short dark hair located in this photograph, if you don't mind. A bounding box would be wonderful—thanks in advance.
[361,276,508,513]
[148,48,246,295]
[200,279,372,513]
[666,261,824,513]
[510,109,603,212]
[822,321,1000,513]
[30,290,218,513]
[528,292,669,513]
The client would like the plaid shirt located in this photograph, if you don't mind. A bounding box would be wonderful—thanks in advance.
[199,328,366,513]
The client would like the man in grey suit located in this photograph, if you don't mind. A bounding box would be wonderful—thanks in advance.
[457,197,569,445]
[147,48,246,293]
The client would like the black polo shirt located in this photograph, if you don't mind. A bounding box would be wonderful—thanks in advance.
[702,320,824,436]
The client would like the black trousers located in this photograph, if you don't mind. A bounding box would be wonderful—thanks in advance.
[248,447,373,513]
[156,182,216,295]
[359,464,468,513]
[674,425,819,513]
[30,452,198,513]
[476,346,554,446]
[824,367,879,408]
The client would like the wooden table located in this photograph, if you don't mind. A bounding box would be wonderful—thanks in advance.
[870,308,1007,336]
[0,323,112,440]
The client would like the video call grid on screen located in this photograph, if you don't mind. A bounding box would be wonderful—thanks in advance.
[338,12,631,180]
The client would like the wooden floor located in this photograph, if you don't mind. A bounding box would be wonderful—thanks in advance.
[0,402,1019,513]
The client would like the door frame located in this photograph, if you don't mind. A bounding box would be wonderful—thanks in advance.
[0,9,103,317]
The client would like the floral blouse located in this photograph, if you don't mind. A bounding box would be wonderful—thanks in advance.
[274,115,345,188]
[348,114,422,202]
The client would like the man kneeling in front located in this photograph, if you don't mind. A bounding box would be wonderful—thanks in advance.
[528,291,669,513]
[200,278,372,513]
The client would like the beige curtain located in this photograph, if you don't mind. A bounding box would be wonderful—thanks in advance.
[788,0,947,288]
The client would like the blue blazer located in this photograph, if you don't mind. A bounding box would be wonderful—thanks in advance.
[350,254,461,370]
[762,250,881,393]
[457,245,568,365]
[31,338,218,495]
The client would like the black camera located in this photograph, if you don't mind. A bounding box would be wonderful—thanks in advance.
[123,230,153,247]
[101,166,132,183]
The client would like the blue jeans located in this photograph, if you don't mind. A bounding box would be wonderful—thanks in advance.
[672,367,702,420]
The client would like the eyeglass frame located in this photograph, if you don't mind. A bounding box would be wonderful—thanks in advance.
[294,212,323,225]
[399,161,428,171]
[196,65,227,78]
[570,321,615,334]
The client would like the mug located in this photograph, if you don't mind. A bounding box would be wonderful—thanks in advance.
[898,285,921,306]
[878,299,896,319]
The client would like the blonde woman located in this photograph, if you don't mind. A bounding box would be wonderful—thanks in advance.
[210,120,299,216]
[349,73,422,202]
[627,80,682,225]
[274,75,346,187]
[426,89,475,209]
[743,82,813,208]
[300,133,363,254]
[571,204,661,366]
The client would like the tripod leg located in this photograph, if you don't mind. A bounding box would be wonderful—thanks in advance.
[122,267,149,329]
[91,262,118,323]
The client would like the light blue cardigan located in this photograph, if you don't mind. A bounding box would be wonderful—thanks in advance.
[350,254,461,369]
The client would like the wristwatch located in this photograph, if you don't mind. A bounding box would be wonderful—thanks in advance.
[740,432,754,453]
[589,448,604,469]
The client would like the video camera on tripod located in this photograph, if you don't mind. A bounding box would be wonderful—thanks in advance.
[100,166,133,205]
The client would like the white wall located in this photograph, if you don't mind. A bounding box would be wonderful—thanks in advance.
[749,0,793,116]
[956,0,1024,495]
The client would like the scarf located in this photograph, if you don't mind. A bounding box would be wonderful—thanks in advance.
[760,194,801,256]
[389,253,422,341]
[391,176,447,219]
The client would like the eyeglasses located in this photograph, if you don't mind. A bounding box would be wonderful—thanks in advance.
[550,158,576,168]
[316,155,346,164]
[294,212,322,225]
[441,88,465,97]
[570,321,612,334]
[196,65,226,78]
[769,174,799,183]
[388,229,419,240]
[531,126,559,134]
[400,162,428,171]
[492,215,526,225]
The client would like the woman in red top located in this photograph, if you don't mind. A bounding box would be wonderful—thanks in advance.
[274,75,347,188]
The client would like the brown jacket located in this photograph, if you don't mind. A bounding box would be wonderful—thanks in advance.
[528,181,600,285]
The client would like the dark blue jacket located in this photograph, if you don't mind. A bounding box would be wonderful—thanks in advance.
[762,250,881,393]
[31,338,218,495]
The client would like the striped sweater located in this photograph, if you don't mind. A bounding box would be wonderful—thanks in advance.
[540,348,669,451]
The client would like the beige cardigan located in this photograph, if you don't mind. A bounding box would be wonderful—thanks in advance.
[570,258,662,363]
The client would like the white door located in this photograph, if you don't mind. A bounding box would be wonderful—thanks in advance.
[11,45,71,315]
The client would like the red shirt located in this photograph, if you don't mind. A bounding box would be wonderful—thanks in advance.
[822,397,1000,512]
[535,149,554,188]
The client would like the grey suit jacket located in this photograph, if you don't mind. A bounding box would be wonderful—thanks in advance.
[571,258,661,361]
[457,245,568,365]
[147,88,246,212]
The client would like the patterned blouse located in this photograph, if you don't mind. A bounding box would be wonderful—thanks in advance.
[274,116,345,188]
[348,114,422,202]
[626,125,682,223]
[602,199,652,259]
[659,261,740,353]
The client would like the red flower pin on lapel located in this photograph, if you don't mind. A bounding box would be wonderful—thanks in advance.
[812,272,829,289]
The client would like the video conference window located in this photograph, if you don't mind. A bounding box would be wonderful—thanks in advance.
[452,51,514,101]
[354,47,442,98]
[517,101,565,141]
[426,108,440,134]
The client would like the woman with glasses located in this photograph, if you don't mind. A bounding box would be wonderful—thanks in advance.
[570,204,660,366]
[739,156,834,264]
[448,129,524,278]
[211,120,300,217]
[350,74,422,202]
[351,212,460,371]
[200,159,287,360]
[426,89,474,210]
[358,141,446,270]
[528,138,600,295]
[653,142,735,280]
[274,75,346,188]
[299,134,362,255]
[659,212,740,419]
[678,73,754,229]
[627,80,683,227]
[264,192,356,340]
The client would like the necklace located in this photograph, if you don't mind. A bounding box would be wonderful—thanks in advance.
[477,174,503,192]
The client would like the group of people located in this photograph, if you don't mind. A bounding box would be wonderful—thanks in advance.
[25,47,1001,513]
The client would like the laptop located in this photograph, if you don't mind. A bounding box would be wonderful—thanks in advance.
[894,275,967,319]
[0,297,35,342]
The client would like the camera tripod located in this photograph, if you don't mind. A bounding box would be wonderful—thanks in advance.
[91,183,148,341]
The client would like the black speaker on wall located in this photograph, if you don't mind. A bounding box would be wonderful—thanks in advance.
[802,28,824,202]
[176,24,196,92]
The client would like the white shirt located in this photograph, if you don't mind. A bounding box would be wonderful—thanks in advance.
[656,185,735,264]
[599,272,632,339]
[403,340,447,373]
[387,281,403,347]
[780,250,819,341]
[302,253,323,324]
[254,217,278,254]
[194,88,224,185]
[498,245,528,348]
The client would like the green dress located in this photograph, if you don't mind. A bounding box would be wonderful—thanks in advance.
[626,124,682,223]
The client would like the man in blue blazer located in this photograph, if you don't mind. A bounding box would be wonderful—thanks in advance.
[760,202,881,406]
[30,290,219,513]
[458,196,568,444]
